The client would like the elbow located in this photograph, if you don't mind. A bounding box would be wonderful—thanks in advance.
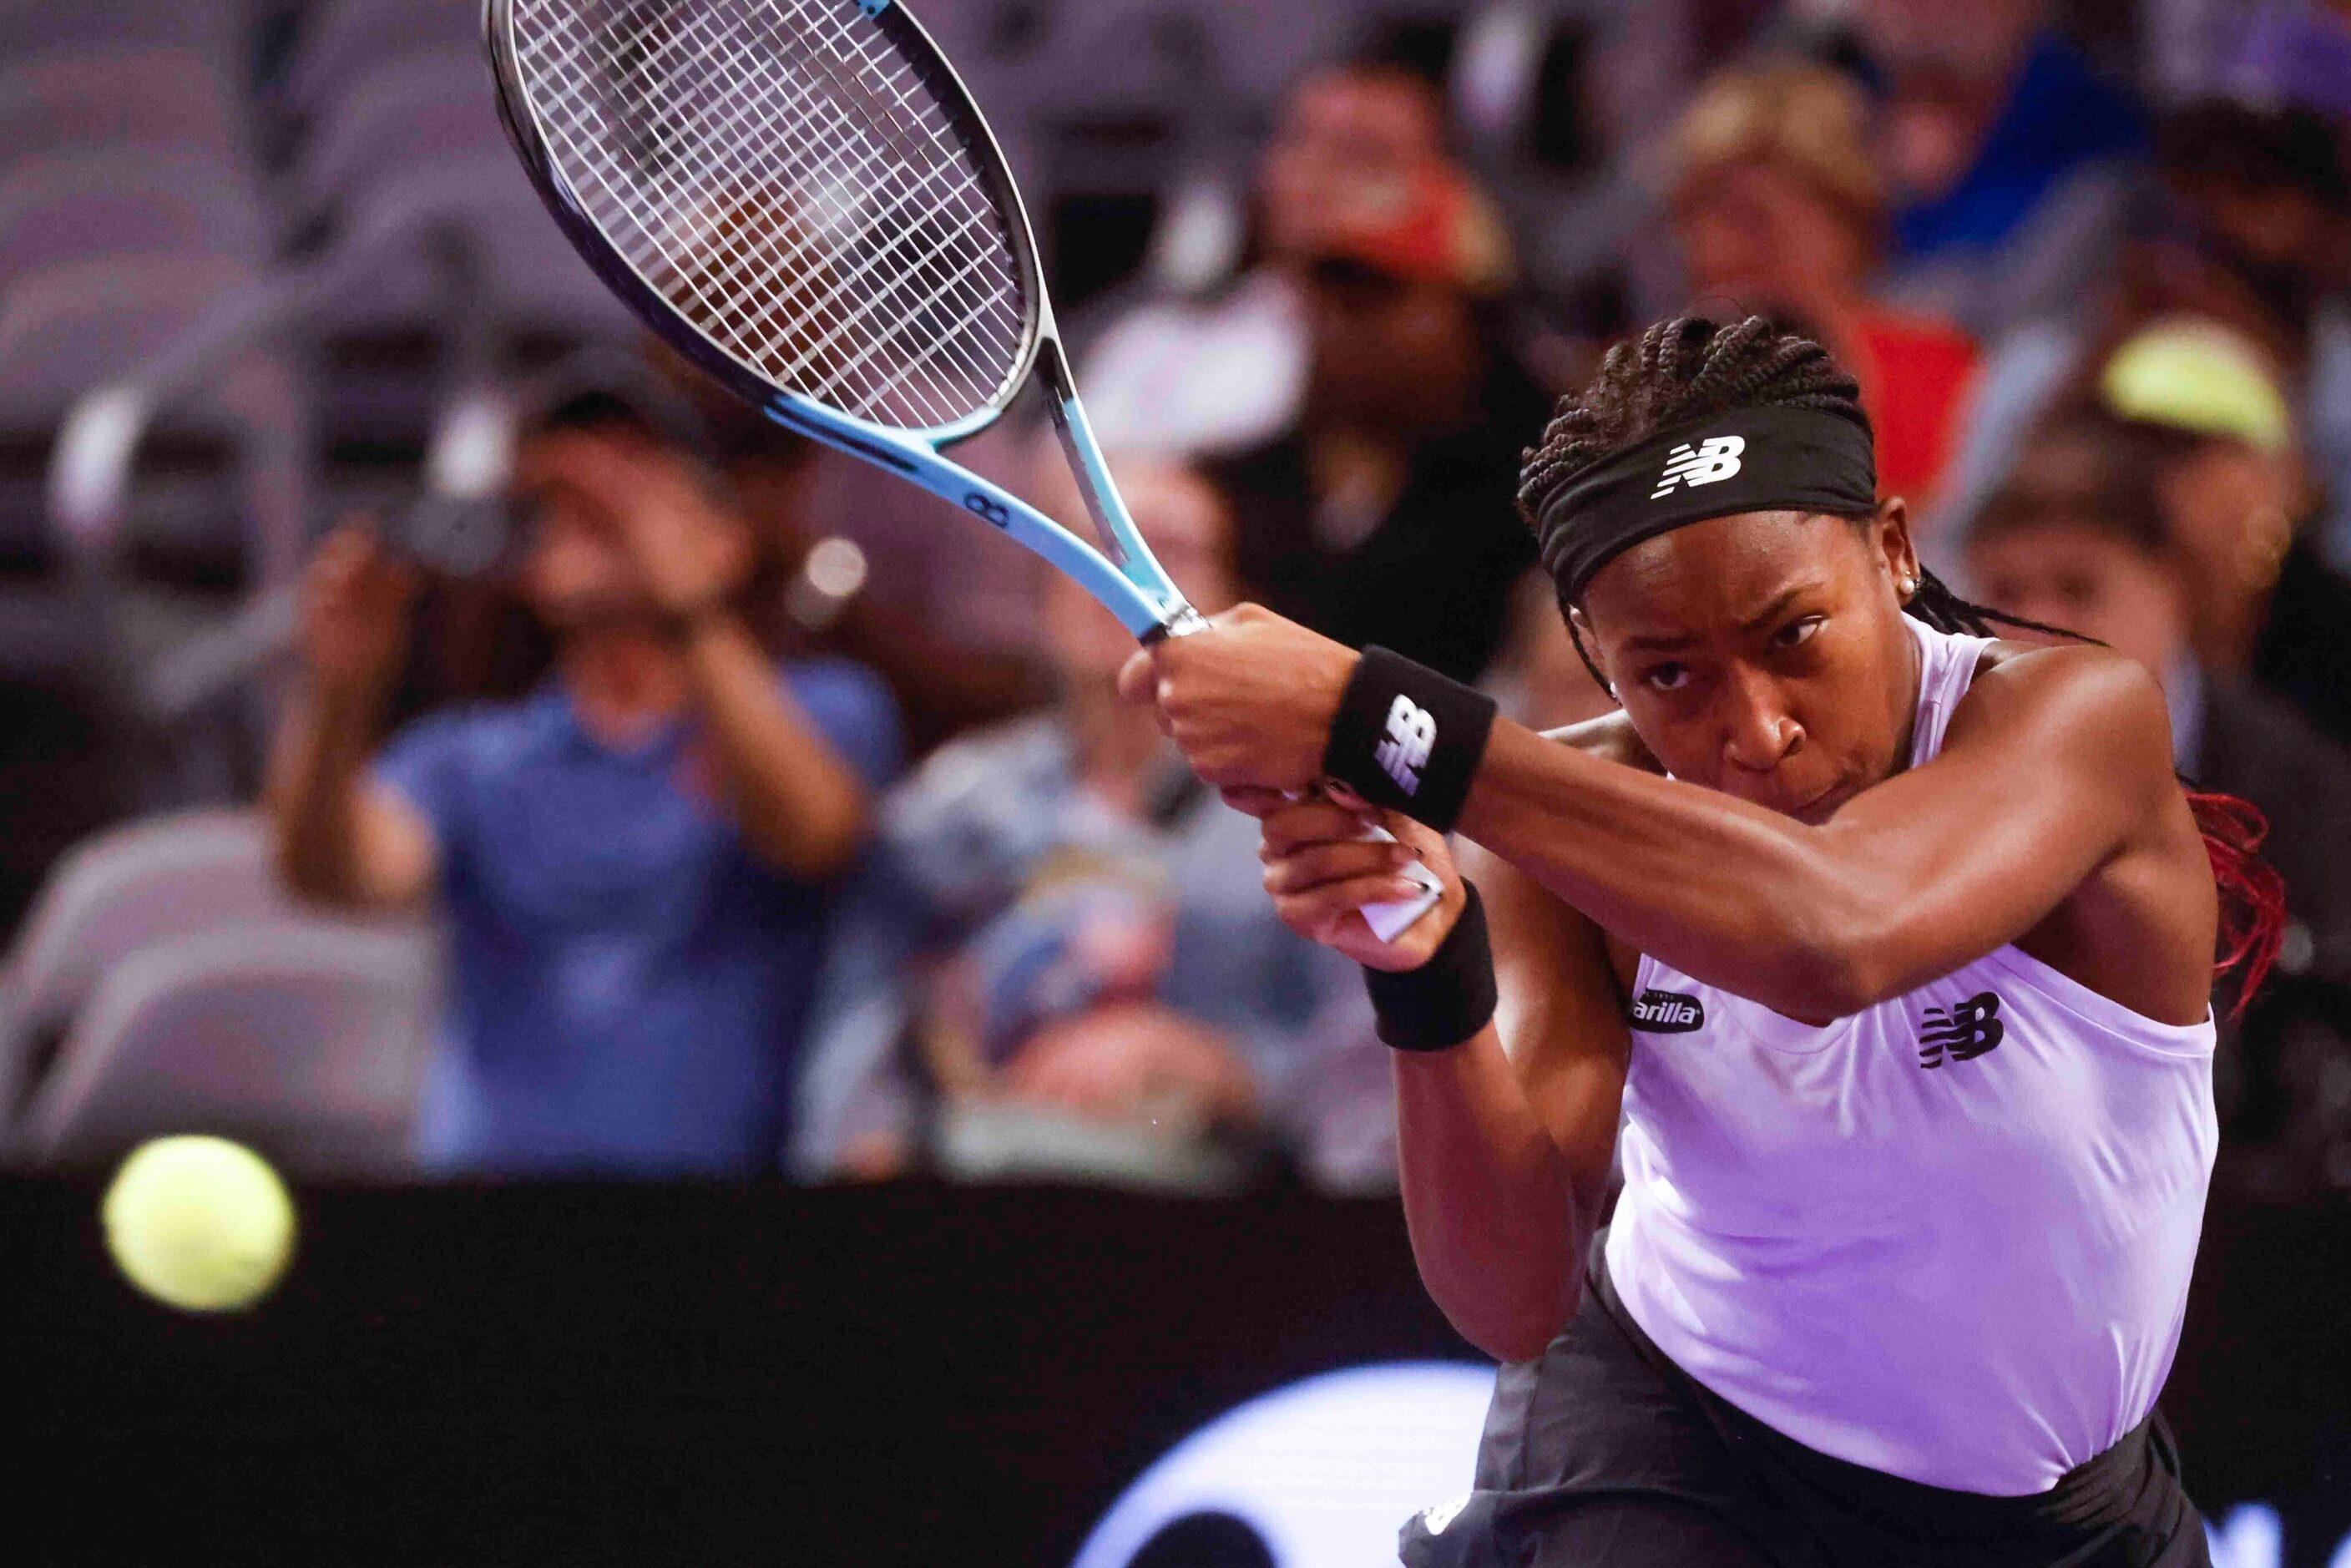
[1754,897,1899,1023]
[757,791,872,882]
[1431,1257,1578,1365]
[1449,1292,1573,1365]
[275,847,356,912]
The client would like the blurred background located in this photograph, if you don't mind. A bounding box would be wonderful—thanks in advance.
[2,0,2348,1562]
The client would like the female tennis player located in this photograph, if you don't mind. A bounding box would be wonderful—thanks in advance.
[1120,316,2283,1566]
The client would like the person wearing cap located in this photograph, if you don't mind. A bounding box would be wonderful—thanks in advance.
[1666,63,1979,516]
[2093,318,2351,747]
[268,362,902,1176]
[1123,316,2277,1565]
[1205,149,1545,684]
[1965,409,2351,1201]
[1079,60,1455,458]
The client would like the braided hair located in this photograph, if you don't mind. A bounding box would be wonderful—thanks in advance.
[1517,315,2072,683]
[1517,314,2284,1004]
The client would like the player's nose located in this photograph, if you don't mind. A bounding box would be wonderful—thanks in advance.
[1718,669,1802,775]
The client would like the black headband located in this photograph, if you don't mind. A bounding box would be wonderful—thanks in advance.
[1534,405,1878,602]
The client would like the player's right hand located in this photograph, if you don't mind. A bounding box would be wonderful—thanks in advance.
[1245,792,1467,972]
[300,522,418,707]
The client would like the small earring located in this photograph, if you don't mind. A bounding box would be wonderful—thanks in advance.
[1900,575,1916,598]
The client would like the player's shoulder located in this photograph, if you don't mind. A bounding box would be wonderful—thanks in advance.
[1953,638,2175,767]
[1537,709,1663,775]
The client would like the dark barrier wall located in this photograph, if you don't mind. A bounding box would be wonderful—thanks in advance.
[6,1180,2348,1566]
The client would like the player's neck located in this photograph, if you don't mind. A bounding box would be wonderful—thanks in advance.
[561,625,690,747]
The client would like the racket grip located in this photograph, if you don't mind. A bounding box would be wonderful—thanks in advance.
[1361,840,1444,943]
[1279,787,1443,942]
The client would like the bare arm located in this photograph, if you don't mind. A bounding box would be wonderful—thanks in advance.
[265,527,437,913]
[1456,645,2190,1019]
[676,614,870,880]
[1251,796,1630,1362]
[267,689,437,912]
[1132,612,2202,1025]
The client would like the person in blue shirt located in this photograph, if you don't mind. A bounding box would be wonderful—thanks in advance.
[268,367,900,1176]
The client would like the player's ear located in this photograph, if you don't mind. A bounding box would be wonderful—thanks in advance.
[1868,498,1918,600]
[1565,604,1615,697]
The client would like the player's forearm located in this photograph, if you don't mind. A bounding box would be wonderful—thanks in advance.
[1393,1029,1582,1363]
[679,615,871,879]
[1459,721,1888,1020]
[265,687,382,908]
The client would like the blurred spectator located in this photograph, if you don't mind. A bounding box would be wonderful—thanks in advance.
[805,458,1379,1188]
[1667,61,1979,513]
[1853,0,2146,336]
[2100,319,2351,745]
[2154,102,2351,574]
[682,370,1049,756]
[1934,101,2351,559]
[1965,411,2351,1194]
[1484,571,1615,733]
[267,362,901,1176]
[2207,0,2351,116]
[1207,159,1544,682]
[1079,60,1449,456]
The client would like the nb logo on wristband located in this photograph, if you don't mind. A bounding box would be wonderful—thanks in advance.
[1376,695,1436,795]
[1650,434,1746,498]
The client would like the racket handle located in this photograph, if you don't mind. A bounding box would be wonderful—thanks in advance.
[1279,787,1442,942]
[1359,831,1444,942]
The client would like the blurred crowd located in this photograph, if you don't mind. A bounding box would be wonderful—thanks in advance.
[3,0,2350,1204]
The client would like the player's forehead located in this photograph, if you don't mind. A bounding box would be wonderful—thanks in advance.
[1580,510,1860,644]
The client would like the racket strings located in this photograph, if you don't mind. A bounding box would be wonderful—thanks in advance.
[547,0,1010,417]
[512,0,1029,431]
[591,0,1015,417]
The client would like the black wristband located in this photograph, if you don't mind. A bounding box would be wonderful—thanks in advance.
[1323,646,1498,832]
[1365,883,1498,1053]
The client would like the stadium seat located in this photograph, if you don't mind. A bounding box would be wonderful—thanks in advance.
[0,48,256,166]
[0,810,295,1112]
[0,254,300,585]
[0,152,275,290]
[279,0,482,127]
[0,0,250,67]
[15,918,440,1176]
[291,48,512,220]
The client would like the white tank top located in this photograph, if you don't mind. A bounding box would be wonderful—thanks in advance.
[1604,616,2217,1495]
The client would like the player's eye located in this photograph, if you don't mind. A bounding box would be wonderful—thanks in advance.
[1641,663,1691,693]
[1772,615,1825,652]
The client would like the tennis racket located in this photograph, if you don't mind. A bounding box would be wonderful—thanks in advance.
[483,0,1437,938]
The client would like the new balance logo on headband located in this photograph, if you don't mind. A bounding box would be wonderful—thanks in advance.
[1376,695,1436,796]
[1650,434,1747,499]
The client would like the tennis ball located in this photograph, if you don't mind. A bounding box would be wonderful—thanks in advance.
[102,1136,296,1313]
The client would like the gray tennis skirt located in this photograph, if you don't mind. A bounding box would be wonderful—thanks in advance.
[1401,1231,2211,1568]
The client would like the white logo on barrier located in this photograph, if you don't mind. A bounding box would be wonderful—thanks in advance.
[1070,1362,1497,1568]
[1651,434,1747,498]
[1377,696,1436,795]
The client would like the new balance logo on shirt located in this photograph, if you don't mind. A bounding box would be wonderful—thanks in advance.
[1650,434,1746,498]
[1377,695,1435,796]
[1919,992,2005,1068]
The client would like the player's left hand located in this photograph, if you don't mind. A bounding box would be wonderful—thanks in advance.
[525,431,751,615]
[1117,604,1358,793]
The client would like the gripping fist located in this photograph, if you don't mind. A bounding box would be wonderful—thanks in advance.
[300,523,418,708]
[1116,604,1358,794]
[1237,790,1466,972]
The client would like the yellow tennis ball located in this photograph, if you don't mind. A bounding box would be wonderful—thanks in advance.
[102,1136,296,1313]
